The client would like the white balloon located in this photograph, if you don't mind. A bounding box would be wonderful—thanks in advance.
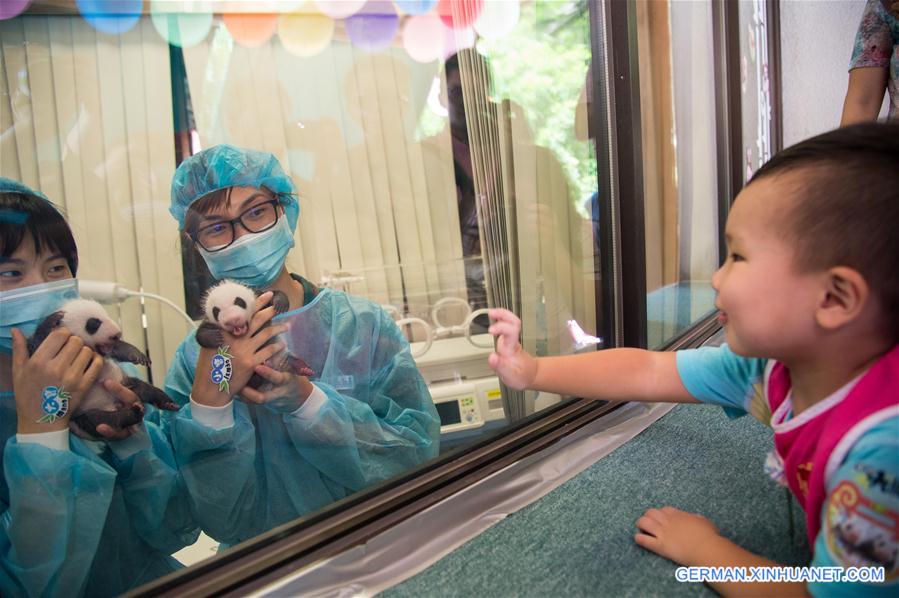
[473,0,519,40]
[314,0,366,19]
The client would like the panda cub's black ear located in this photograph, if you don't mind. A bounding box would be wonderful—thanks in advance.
[27,311,65,356]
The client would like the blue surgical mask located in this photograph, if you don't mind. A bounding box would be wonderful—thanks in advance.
[0,279,79,354]
[199,216,294,289]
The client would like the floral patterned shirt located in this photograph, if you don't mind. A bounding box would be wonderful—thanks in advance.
[850,0,899,121]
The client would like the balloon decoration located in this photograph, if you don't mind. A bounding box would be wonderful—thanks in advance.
[314,0,365,20]
[223,13,279,47]
[75,0,142,35]
[0,0,31,21]
[436,0,483,30]
[474,0,520,41]
[279,10,335,57]
[150,2,213,47]
[402,13,444,64]
[55,0,521,61]
[394,0,437,16]
[345,1,400,53]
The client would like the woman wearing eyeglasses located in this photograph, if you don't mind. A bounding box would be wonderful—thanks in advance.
[164,145,439,545]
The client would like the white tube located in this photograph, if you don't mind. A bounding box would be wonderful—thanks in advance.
[125,290,197,329]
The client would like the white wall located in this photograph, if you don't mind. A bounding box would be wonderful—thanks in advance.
[780,0,889,146]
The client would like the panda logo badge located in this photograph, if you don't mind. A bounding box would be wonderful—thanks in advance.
[211,346,234,393]
[38,386,70,424]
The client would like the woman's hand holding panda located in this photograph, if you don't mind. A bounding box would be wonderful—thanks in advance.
[10,327,104,435]
[191,292,289,408]
[240,362,314,413]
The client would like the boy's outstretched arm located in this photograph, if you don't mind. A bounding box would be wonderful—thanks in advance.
[636,506,807,597]
[487,308,698,404]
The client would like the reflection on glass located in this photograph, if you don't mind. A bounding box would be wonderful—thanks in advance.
[739,0,774,184]
[638,0,719,348]
[0,0,600,591]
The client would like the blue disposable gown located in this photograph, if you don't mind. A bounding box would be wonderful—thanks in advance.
[165,282,440,545]
[0,396,199,598]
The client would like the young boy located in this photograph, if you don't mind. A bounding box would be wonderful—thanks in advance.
[487,123,898,596]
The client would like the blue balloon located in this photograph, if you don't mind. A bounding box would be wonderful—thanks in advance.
[76,0,142,35]
[395,0,437,16]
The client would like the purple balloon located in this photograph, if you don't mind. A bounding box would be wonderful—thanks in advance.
[0,0,31,20]
[345,0,399,53]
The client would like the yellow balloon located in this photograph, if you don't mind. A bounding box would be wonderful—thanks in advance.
[279,11,334,57]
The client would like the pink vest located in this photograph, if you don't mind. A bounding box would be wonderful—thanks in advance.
[769,344,899,549]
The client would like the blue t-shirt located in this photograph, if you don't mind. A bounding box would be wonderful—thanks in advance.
[677,345,899,595]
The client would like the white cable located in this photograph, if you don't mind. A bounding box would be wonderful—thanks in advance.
[125,290,198,329]
[78,280,196,329]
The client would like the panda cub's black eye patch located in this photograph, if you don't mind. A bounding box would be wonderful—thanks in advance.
[212,307,221,321]
[86,317,102,335]
[234,297,247,309]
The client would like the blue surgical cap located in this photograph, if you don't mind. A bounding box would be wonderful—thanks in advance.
[0,177,51,203]
[169,144,300,232]
[0,177,59,225]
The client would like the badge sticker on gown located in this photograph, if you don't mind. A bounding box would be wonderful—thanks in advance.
[38,385,70,423]
[335,374,355,391]
[211,347,234,393]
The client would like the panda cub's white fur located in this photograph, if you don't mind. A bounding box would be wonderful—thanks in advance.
[54,300,124,408]
[28,298,178,438]
[197,279,315,387]
[203,280,257,337]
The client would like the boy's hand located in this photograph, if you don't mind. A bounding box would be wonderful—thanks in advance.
[634,506,721,565]
[487,308,537,391]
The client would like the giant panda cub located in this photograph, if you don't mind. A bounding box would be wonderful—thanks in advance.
[197,280,314,390]
[28,299,179,439]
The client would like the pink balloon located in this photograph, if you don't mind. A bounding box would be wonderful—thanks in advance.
[403,13,444,63]
[436,0,482,30]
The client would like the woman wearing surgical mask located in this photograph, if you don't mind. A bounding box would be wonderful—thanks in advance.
[165,145,439,545]
[0,178,198,596]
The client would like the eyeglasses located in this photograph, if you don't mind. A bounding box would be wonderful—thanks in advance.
[193,199,280,252]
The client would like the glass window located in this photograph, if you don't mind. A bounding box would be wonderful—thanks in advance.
[0,0,603,591]
[637,0,720,348]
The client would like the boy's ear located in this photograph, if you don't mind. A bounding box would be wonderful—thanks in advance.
[816,266,869,330]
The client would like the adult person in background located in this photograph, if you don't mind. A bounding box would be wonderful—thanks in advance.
[841,0,898,124]
[164,145,439,546]
[0,178,198,597]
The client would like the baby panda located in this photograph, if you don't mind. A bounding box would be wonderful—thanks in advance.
[28,299,179,439]
[197,280,314,390]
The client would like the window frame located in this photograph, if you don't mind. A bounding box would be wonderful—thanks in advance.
[118,0,771,592]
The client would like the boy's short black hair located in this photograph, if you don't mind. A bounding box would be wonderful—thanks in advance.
[0,191,78,275]
[750,122,899,338]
